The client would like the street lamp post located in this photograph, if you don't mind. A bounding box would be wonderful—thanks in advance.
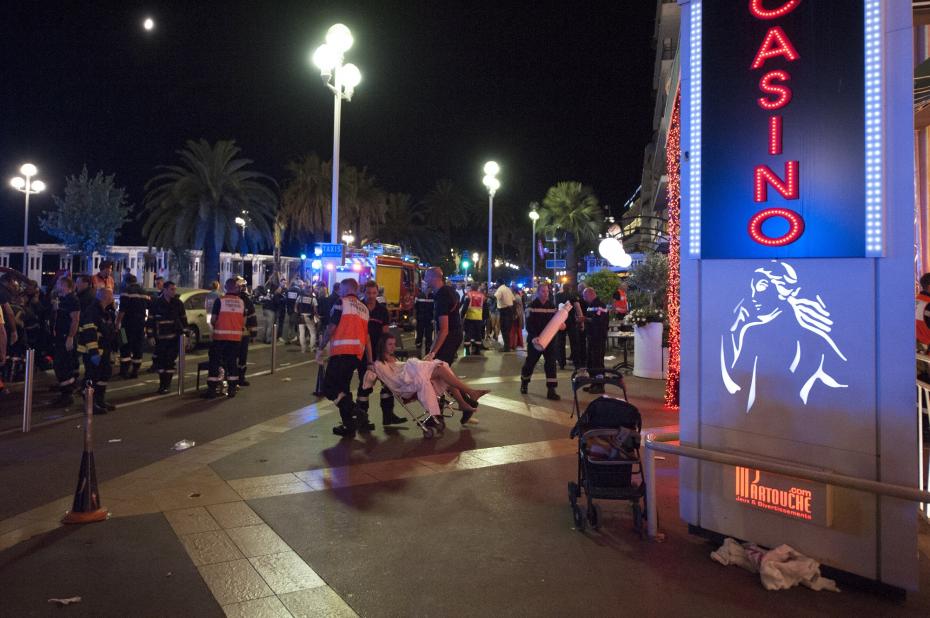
[9,163,45,278]
[312,24,362,245]
[528,203,539,287]
[482,161,500,284]
[462,260,470,280]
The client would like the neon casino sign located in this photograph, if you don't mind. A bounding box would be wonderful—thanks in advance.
[689,0,883,259]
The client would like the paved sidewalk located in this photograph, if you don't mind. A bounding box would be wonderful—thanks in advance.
[0,350,928,616]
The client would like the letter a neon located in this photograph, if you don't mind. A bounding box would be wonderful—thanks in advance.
[751,26,800,70]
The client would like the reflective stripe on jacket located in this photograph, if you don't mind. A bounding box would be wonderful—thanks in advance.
[213,294,246,341]
[331,295,369,359]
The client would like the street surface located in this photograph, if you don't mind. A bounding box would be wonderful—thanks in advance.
[0,337,928,616]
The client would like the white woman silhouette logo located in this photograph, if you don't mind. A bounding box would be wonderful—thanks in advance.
[720,261,848,413]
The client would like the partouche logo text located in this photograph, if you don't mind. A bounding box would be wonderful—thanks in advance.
[735,466,831,525]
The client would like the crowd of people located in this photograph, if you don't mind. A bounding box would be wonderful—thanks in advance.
[0,256,629,429]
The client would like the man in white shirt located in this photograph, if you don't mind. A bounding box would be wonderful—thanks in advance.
[494,282,515,352]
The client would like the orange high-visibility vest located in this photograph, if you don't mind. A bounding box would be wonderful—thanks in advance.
[614,289,629,313]
[465,291,485,321]
[331,295,369,359]
[213,294,245,342]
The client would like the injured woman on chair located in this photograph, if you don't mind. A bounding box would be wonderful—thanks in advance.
[364,334,489,424]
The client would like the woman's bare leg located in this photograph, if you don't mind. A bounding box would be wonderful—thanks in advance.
[447,387,472,411]
[432,364,488,401]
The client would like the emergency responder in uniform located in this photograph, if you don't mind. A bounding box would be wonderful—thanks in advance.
[204,278,247,399]
[77,288,118,414]
[461,282,485,356]
[555,283,576,369]
[582,286,610,394]
[295,281,318,353]
[236,277,258,386]
[146,280,188,394]
[317,278,372,437]
[117,274,149,379]
[414,281,434,358]
[356,280,407,426]
[521,283,562,400]
[51,277,81,407]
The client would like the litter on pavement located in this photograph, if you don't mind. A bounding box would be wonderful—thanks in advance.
[48,597,82,606]
[171,440,196,451]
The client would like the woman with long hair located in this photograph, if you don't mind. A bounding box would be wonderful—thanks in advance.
[367,334,489,425]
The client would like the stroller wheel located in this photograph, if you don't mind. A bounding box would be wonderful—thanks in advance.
[587,503,601,530]
[572,504,586,531]
[422,427,435,439]
[568,482,579,506]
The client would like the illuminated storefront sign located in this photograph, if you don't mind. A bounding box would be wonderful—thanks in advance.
[735,466,832,526]
[690,0,882,259]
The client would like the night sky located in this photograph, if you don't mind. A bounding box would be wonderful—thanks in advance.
[1,1,656,252]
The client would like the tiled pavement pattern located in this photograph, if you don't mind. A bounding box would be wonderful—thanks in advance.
[0,378,600,617]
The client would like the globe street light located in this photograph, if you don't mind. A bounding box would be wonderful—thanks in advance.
[528,203,540,286]
[482,161,500,284]
[461,260,470,279]
[9,163,45,277]
[341,230,355,246]
[312,24,362,245]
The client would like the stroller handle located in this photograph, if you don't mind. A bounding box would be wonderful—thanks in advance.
[570,367,626,390]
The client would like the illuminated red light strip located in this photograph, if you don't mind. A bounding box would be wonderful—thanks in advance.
[748,208,805,246]
[751,26,800,70]
[754,161,799,202]
[757,70,792,110]
[749,0,802,20]
[768,115,783,155]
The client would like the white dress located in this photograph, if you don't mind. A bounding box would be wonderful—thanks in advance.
[366,358,450,416]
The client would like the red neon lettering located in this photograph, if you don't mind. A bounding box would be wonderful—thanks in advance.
[748,208,805,246]
[768,116,783,155]
[749,0,801,20]
[751,26,800,70]
[757,70,792,110]
[754,161,799,202]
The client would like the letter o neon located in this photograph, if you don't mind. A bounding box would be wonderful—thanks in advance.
[748,208,805,246]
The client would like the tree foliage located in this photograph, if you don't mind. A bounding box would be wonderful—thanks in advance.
[539,181,602,285]
[627,251,668,309]
[584,269,621,305]
[142,139,277,287]
[40,166,131,257]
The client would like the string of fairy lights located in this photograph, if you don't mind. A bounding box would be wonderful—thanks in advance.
[664,90,682,409]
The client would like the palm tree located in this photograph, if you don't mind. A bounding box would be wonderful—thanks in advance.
[373,193,443,261]
[143,139,277,287]
[279,153,331,243]
[340,165,385,245]
[539,181,602,285]
[423,179,472,247]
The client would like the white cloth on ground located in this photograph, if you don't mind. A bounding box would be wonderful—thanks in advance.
[710,538,839,592]
[365,358,450,416]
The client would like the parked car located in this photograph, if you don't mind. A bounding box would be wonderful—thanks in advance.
[177,288,214,350]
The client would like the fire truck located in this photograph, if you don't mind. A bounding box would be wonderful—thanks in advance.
[329,243,421,326]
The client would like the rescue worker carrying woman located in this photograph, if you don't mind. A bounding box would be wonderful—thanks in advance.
[204,278,248,399]
[317,278,374,437]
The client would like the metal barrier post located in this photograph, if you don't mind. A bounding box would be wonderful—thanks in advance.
[177,334,188,396]
[645,442,659,539]
[21,348,35,433]
[271,323,278,374]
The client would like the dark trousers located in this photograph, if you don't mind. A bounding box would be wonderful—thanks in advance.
[208,340,240,391]
[499,307,515,350]
[238,336,250,381]
[53,338,79,394]
[155,337,179,377]
[324,355,362,428]
[575,326,588,366]
[586,333,606,373]
[83,351,112,403]
[415,318,433,352]
[119,324,144,375]
[436,330,464,366]
[464,319,483,350]
[521,341,558,390]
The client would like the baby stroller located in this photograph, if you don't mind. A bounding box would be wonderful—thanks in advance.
[568,368,645,534]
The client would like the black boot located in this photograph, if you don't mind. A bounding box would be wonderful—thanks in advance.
[119,362,130,380]
[333,397,357,437]
[547,387,561,401]
[94,385,115,413]
[128,363,140,379]
[201,382,220,399]
[227,381,238,398]
[520,379,529,395]
[381,393,406,425]
[238,366,250,387]
[157,373,172,394]
[51,390,75,408]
